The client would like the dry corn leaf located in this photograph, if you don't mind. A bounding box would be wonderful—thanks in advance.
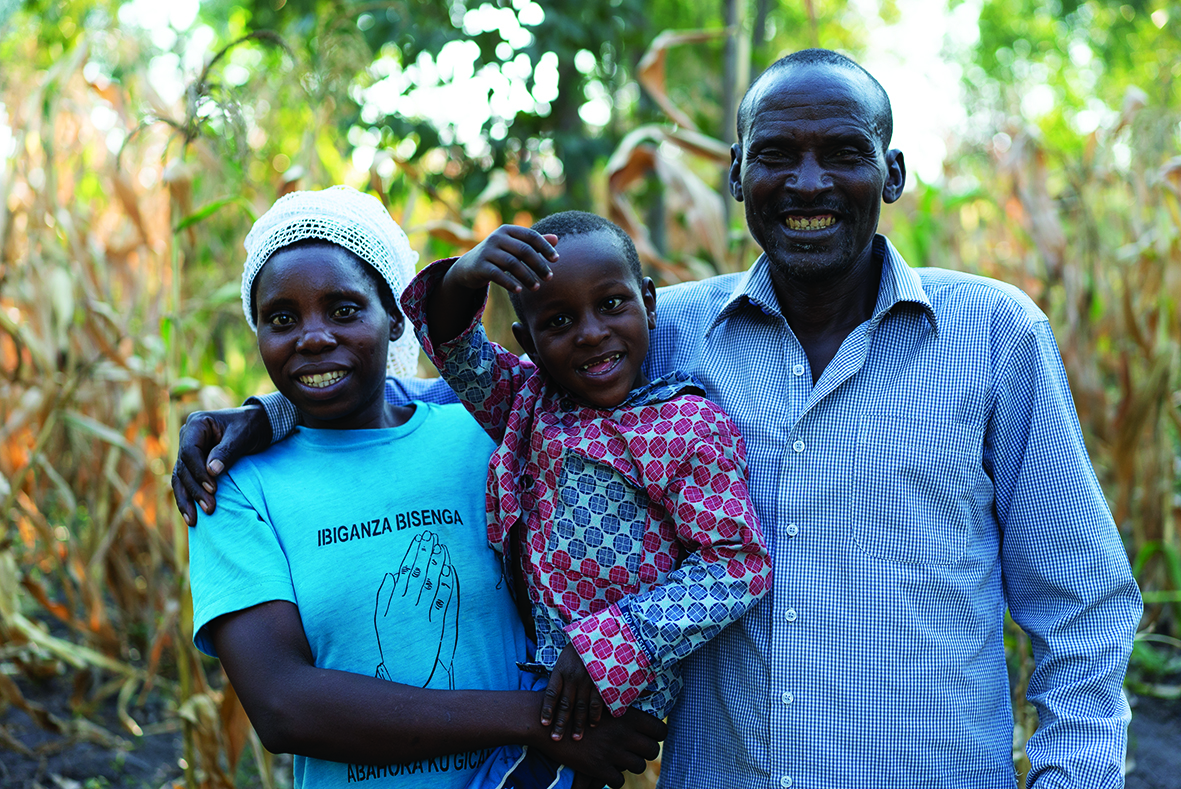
[0,723,36,757]
[0,671,62,733]
[219,679,252,776]
[636,29,730,132]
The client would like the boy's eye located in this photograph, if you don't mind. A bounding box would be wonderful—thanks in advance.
[601,297,625,311]
[544,314,571,329]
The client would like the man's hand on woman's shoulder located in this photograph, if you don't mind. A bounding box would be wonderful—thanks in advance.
[172,404,272,526]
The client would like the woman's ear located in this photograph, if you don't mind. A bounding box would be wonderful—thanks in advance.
[389,311,405,342]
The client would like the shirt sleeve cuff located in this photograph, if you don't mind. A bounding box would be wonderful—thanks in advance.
[565,604,656,716]
[245,391,298,443]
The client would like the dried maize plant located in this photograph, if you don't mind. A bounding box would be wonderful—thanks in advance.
[901,87,1181,787]
[986,89,1181,618]
[0,18,299,787]
[606,28,750,286]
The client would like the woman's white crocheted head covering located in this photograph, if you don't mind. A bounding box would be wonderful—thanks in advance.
[242,185,421,379]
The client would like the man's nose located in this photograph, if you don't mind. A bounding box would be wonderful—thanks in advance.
[787,153,831,196]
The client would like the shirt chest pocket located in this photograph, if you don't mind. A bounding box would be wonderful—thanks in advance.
[850,415,984,566]
[549,454,647,594]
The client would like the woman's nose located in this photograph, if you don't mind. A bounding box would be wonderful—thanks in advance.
[295,320,337,353]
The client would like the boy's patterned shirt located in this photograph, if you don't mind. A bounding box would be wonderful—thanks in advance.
[402,260,771,716]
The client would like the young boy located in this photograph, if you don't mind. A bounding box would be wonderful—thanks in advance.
[401,211,771,742]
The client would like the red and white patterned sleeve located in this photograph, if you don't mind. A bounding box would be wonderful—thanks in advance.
[565,398,772,715]
[400,259,536,443]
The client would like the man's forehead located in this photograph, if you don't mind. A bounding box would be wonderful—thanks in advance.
[745,63,882,133]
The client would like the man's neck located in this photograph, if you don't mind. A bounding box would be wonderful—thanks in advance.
[768,242,883,384]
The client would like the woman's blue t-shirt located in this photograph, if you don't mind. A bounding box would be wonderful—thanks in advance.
[189,402,527,788]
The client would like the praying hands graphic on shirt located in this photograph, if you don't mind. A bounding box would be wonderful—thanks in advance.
[375,531,460,689]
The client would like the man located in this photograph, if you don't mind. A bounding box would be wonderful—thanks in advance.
[175,50,1142,789]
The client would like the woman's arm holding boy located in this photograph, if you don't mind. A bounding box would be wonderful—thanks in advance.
[401,225,558,442]
[211,598,664,786]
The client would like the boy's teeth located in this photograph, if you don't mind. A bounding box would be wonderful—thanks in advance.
[299,370,347,388]
[785,214,836,231]
[582,353,621,372]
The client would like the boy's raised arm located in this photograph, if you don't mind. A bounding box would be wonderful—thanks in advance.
[402,226,558,443]
[424,225,558,345]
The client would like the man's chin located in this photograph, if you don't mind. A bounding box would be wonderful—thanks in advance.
[764,242,856,284]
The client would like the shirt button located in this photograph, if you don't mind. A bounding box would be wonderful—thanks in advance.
[780,776,793,788]
[792,440,805,453]
[785,608,798,622]
[786,523,799,537]
[781,691,793,705]
[560,398,574,410]
[792,363,805,376]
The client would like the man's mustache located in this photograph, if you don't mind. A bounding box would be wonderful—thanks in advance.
[771,199,850,215]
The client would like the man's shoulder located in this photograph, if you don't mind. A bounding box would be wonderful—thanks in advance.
[655,272,747,314]
[915,266,1047,326]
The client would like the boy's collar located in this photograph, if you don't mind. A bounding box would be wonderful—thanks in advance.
[551,370,702,412]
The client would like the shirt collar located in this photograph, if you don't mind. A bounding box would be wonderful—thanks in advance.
[707,234,938,337]
[549,370,704,413]
[620,371,703,407]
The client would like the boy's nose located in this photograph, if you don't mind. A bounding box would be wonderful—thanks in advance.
[575,315,610,345]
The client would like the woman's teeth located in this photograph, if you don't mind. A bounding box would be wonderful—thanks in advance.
[299,370,347,388]
[785,214,836,231]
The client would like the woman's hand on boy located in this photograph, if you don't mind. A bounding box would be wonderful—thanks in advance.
[172,404,272,525]
[532,702,664,789]
[446,224,558,295]
[542,644,605,742]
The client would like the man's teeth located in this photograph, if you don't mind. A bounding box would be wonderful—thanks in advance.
[785,214,836,231]
[299,370,347,388]
[581,353,621,372]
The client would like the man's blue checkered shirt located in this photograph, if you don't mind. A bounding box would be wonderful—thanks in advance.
[256,235,1141,788]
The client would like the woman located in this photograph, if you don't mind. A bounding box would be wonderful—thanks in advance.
[186,186,662,788]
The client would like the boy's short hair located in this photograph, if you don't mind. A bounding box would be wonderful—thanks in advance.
[509,211,642,323]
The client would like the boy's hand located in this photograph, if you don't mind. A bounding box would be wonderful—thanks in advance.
[427,224,559,347]
[445,224,558,295]
[531,702,664,788]
[542,644,605,741]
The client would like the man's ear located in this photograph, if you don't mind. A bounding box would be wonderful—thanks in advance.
[511,322,537,361]
[728,143,744,202]
[882,149,906,204]
[389,310,405,342]
[641,277,657,330]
